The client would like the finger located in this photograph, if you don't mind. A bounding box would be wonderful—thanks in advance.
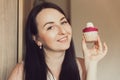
[94,41,99,49]
[97,35,103,51]
[103,42,108,55]
[82,35,88,57]
[82,35,87,52]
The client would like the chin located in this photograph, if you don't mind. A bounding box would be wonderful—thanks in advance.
[58,45,70,51]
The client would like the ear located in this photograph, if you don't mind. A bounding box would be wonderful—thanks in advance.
[32,35,42,46]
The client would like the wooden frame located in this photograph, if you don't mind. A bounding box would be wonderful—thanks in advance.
[18,0,35,62]
[18,0,24,62]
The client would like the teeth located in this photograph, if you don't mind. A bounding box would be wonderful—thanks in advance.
[60,38,66,41]
[58,37,67,42]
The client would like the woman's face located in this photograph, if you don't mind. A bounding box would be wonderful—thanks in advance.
[35,8,72,52]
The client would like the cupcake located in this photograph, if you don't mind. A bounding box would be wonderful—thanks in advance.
[83,22,98,42]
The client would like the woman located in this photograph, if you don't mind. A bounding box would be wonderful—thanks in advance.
[8,2,108,80]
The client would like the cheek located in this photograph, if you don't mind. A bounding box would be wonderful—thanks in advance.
[66,25,72,34]
[39,32,57,44]
[69,26,72,34]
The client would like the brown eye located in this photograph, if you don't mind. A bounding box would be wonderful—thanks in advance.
[47,26,53,30]
[61,21,68,25]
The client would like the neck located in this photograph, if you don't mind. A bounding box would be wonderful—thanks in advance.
[44,48,65,79]
[44,48,65,67]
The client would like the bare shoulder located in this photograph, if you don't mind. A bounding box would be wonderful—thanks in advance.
[8,61,24,80]
[76,57,86,80]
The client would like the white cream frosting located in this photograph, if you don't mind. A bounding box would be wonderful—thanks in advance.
[86,22,94,28]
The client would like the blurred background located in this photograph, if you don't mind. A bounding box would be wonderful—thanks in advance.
[0,0,120,80]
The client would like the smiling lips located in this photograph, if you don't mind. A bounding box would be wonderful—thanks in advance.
[57,36,68,43]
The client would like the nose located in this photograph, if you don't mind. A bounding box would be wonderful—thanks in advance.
[58,26,67,35]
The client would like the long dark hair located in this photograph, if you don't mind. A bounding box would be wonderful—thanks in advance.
[24,2,80,80]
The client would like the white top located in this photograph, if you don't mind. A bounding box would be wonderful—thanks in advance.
[47,71,56,80]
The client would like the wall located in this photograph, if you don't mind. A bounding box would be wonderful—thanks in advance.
[0,0,35,79]
[71,0,120,80]
[0,0,18,80]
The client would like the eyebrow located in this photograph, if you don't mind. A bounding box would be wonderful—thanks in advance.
[43,17,66,27]
[43,22,54,27]
[60,17,66,21]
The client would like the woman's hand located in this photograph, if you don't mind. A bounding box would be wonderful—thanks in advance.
[82,35,108,69]
[82,35,108,80]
